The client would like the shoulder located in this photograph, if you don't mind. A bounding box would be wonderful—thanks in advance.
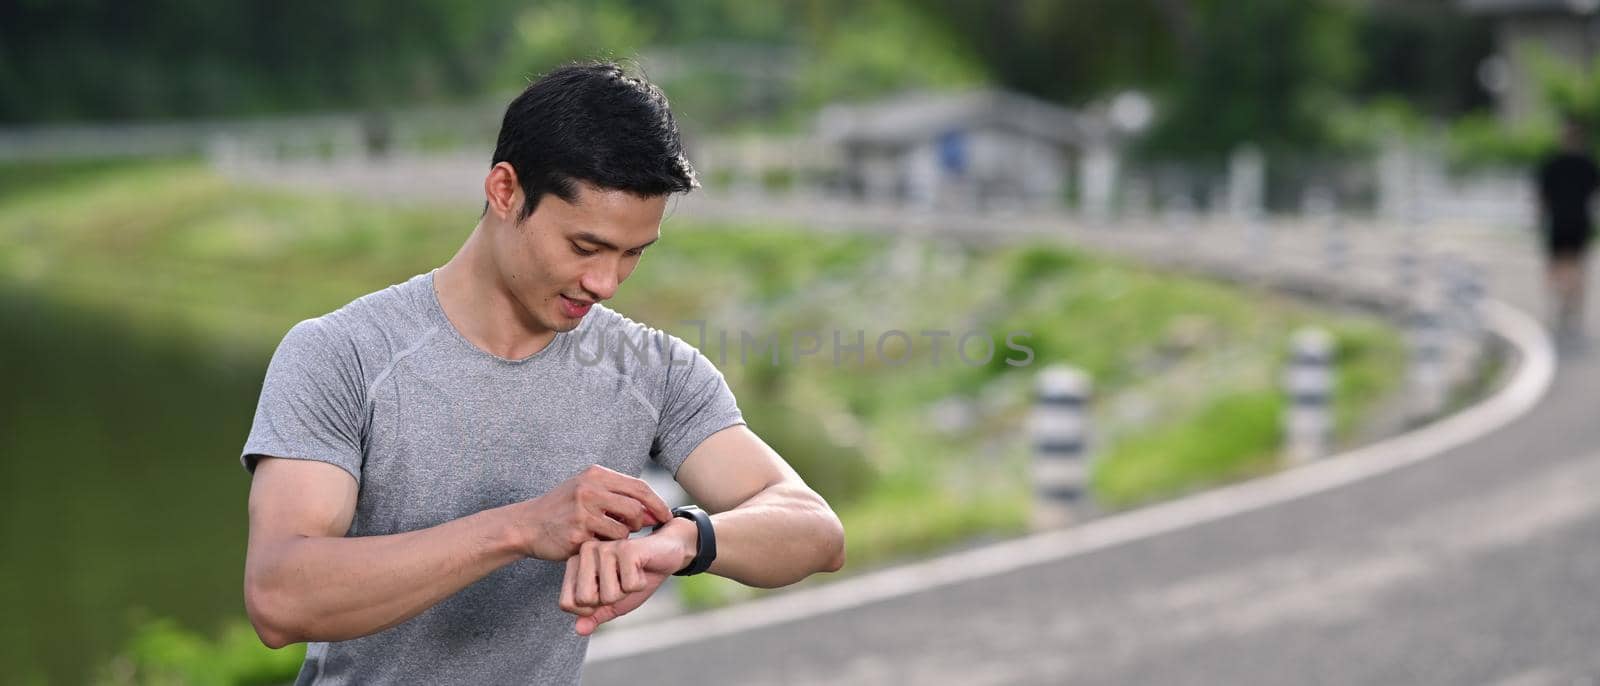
[273,273,437,373]
[332,272,435,336]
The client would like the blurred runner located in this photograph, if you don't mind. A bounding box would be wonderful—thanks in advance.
[1535,117,1599,341]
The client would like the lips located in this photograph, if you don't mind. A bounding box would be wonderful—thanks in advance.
[559,295,593,318]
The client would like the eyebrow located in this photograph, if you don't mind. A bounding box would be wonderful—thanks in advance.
[572,231,659,252]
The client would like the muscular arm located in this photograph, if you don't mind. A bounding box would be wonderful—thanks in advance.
[244,458,666,647]
[669,425,846,587]
[560,425,845,635]
[244,458,530,647]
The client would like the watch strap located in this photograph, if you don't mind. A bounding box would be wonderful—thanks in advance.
[670,505,716,576]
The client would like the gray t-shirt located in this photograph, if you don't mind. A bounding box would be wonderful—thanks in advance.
[241,270,744,685]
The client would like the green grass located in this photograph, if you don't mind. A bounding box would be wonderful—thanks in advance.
[1090,307,1406,510]
[0,160,1408,682]
[93,618,307,686]
[1094,391,1286,508]
[0,158,168,202]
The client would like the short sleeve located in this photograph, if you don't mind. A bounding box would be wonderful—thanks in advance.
[650,334,745,474]
[240,318,367,484]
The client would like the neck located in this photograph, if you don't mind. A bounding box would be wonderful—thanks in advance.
[434,222,558,360]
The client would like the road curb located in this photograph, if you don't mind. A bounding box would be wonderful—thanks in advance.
[587,298,1554,664]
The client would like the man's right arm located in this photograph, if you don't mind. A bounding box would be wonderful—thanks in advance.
[243,457,668,648]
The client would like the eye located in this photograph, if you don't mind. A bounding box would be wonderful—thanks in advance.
[625,248,645,258]
[571,243,598,257]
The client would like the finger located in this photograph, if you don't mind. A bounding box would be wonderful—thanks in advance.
[576,543,600,607]
[597,471,672,524]
[584,503,633,541]
[559,555,578,615]
[578,575,658,636]
[598,546,624,605]
[599,481,665,529]
[618,547,645,594]
[591,491,649,531]
[609,578,658,617]
[575,606,616,636]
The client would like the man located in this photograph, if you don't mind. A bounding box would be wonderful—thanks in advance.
[240,62,846,684]
[1536,117,1599,339]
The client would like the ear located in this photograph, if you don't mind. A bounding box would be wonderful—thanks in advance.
[484,162,523,221]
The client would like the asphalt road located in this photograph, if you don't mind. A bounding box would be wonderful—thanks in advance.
[584,219,1599,686]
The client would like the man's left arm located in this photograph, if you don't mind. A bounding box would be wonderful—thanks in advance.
[558,425,844,634]
[663,424,845,586]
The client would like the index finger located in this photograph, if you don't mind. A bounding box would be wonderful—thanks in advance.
[596,470,672,523]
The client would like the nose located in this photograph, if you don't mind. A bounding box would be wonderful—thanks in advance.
[580,264,620,302]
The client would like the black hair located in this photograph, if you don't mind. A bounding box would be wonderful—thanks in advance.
[490,61,698,220]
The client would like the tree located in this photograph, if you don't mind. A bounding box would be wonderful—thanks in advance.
[1140,0,1359,162]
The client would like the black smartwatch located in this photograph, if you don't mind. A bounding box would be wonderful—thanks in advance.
[668,505,716,576]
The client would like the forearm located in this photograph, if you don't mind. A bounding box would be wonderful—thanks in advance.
[245,503,527,647]
[686,482,845,588]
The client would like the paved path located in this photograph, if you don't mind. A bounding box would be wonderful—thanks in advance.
[581,199,1598,685]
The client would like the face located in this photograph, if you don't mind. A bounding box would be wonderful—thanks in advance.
[489,179,667,334]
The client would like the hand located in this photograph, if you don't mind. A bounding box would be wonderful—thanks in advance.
[558,519,697,636]
[519,465,672,561]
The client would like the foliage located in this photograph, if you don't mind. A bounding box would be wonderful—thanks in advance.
[1141,0,1361,162]
[1446,112,1552,171]
[1443,49,1600,170]
[0,1,523,122]
[906,0,1180,104]
[1330,321,1406,438]
[1351,1,1494,117]
[1531,50,1600,133]
[95,619,305,686]
[1092,313,1406,509]
[497,1,656,81]
[3,0,1495,163]
[790,1,985,110]
[1093,390,1285,508]
[0,0,983,128]
[1324,97,1430,157]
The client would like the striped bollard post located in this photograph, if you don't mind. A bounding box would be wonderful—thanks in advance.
[1032,366,1092,529]
[1284,328,1335,464]
[1406,299,1449,422]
